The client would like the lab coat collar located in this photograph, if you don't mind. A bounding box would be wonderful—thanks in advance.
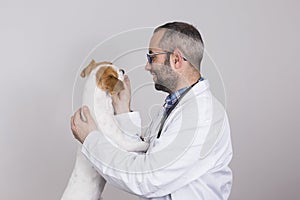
[181,79,210,103]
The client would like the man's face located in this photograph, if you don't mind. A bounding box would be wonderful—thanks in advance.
[145,31,178,93]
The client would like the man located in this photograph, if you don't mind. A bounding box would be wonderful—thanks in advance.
[71,22,233,199]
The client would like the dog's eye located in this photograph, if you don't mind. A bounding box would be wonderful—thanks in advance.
[119,69,125,75]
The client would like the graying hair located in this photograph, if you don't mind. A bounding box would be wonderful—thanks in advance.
[154,22,204,71]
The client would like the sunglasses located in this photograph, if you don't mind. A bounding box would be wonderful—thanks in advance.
[146,51,187,64]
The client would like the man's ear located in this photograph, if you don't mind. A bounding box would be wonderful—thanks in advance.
[172,48,185,70]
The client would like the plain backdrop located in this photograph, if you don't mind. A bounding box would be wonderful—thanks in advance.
[0,0,299,199]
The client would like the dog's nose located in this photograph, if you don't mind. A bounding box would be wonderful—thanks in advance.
[119,69,125,75]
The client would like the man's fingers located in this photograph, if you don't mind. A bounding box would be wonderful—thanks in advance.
[70,116,76,132]
[82,106,93,122]
[73,108,82,124]
[123,75,131,92]
[70,116,78,140]
[111,94,119,103]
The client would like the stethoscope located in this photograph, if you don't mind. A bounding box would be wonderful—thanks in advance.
[157,77,203,139]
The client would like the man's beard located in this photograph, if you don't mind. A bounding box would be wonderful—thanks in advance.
[155,83,172,93]
[153,58,178,93]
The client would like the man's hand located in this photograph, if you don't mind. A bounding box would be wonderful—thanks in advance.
[112,75,131,114]
[71,106,97,143]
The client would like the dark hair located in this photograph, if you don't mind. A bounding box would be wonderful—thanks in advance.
[154,22,204,45]
[154,22,204,70]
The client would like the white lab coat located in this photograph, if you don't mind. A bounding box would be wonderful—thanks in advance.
[81,80,233,200]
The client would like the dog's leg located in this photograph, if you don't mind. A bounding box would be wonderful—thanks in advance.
[61,143,106,200]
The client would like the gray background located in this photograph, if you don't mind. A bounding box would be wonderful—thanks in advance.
[0,0,299,199]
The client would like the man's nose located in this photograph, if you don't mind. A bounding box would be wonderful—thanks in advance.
[145,62,151,71]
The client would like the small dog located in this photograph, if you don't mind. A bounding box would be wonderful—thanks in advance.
[61,60,149,200]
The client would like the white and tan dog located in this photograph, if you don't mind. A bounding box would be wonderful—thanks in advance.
[61,60,149,200]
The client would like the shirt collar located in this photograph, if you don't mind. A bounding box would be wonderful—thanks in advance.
[164,77,204,111]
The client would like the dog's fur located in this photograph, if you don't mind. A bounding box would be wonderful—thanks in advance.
[61,60,149,200]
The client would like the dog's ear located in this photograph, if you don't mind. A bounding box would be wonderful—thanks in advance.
[81,60,113,78]
[81,59,96,78]
[96,66,125,95]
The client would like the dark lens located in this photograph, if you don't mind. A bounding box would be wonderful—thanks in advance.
[147,54,152,64]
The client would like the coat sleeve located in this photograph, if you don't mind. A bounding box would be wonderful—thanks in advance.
[114,111,143,142]
[81,104,230,198]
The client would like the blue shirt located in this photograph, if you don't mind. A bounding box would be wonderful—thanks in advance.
[163,77,204,113]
